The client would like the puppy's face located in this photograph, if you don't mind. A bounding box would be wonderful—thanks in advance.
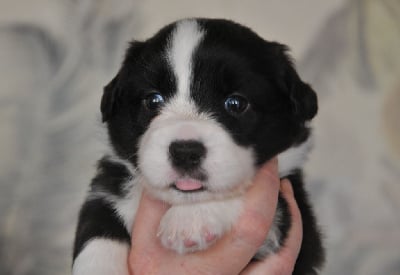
[101,19,317,204]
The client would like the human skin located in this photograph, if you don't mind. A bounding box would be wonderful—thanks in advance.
[128,158,303,275]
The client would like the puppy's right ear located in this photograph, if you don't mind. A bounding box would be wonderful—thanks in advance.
[100,74,120,122]
[101,41,145,122]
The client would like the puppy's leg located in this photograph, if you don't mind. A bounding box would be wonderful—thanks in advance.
[72,198,131,275]
[158,198,243,253]
[73,156,142,274]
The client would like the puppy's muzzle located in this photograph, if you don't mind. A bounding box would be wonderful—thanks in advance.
[169,140,207,172]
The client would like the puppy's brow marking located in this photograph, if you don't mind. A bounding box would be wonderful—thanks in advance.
[167,20,204,101]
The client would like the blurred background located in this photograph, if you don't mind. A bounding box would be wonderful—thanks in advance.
[1,0,399,274]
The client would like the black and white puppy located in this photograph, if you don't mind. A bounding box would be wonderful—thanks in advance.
[73,18,324,275]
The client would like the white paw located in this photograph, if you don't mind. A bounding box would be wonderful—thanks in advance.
[158,202,238,254]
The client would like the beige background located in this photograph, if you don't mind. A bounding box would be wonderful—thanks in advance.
[1,0,399,274]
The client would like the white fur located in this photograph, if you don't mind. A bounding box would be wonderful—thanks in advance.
[113,181,142,232]
[278,136,314,177]
[167,19,204,102]
[158,198,242,253]
[91,153,142,232]
[73,238,129,275]
[138,116,256,205]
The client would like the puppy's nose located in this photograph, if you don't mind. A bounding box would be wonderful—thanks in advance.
[169,140,206,171]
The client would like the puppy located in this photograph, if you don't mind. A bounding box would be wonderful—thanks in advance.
[73,18,324,275]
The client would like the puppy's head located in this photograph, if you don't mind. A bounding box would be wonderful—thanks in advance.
[101,19,317,204]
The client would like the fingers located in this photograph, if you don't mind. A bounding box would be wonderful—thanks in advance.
[279,179,303,258]
[230,157,280,251]
[130,190,169,249]
[242,179,303,275]
[184,158,281,274]
[129,191,171,274]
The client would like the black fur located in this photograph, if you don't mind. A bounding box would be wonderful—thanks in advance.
[74,18,324,274]
[73,158,131,259]
[73,199,130,260]
[169,140,207,172]
[288,171,325,274]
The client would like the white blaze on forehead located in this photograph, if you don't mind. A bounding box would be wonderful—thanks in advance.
[167,19,204,101]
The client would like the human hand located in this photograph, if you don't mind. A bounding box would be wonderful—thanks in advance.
[128,158,303,275]
[240,178,303,275]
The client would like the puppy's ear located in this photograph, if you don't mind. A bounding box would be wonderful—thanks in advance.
[101,74,120,122]
[100,41,145,122]
[272,43,317,121]
[284,65,318,121]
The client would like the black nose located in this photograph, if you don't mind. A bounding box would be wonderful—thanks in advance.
[169,140,207,171]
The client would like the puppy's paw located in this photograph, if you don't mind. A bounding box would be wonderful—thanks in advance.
[158,205,227,253]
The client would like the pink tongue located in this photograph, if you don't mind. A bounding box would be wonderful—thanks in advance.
[175,179,203,191]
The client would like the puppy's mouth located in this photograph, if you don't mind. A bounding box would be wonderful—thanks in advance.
[170,178,206,193]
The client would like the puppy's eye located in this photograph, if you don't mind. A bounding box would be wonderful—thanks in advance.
[144,93,165,111]
[224,94,249,115]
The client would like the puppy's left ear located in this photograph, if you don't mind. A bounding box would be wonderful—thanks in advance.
[273,43,318,121]
[100,74,120,122]
[280,62,318,121]
[284,65,318,121]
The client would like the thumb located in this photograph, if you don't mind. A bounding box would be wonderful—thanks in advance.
[130,190,170,250]
[241,179,303,275]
